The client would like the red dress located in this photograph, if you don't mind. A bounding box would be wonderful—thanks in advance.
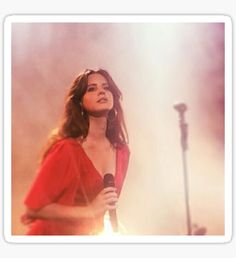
[24,138,130,235]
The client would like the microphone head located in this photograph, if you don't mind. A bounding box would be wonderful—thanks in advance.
[173,102,187,113]
[103,173,115,187]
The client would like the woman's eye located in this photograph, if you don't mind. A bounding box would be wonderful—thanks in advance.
[87,86,95,92]
[103,86,110,91]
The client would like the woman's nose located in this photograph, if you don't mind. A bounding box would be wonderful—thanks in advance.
[98,88,105,95]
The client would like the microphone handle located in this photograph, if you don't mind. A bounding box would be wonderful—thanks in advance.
[109,209,118,232]
[103,173,118,232]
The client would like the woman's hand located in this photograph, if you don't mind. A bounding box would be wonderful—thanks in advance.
[89,187,118,217]
[21,211,36,226]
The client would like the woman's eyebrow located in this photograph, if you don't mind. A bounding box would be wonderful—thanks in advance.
[87,83,109,86]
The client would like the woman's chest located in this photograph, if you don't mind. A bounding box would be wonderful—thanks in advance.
[83,146,117,177]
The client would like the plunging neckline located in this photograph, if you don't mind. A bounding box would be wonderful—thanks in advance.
[75,139,119,180]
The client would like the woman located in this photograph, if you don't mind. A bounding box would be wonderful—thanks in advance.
[21,69,130,235]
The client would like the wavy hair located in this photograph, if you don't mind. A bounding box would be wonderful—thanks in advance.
[40,69,128,163]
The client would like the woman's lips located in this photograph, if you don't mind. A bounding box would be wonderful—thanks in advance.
[97,97,108,103]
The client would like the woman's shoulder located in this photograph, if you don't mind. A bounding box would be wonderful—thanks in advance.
[50,137,81,153]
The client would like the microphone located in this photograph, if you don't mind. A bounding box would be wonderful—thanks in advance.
[173,102,187,113]
[103,173,118,232]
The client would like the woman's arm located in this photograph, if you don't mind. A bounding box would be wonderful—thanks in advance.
[21,187,118,225]
[23,203,90,223]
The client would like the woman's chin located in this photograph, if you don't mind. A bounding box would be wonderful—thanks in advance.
[88,109,111,118]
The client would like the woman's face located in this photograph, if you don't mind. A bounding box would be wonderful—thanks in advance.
[82,73,114,116]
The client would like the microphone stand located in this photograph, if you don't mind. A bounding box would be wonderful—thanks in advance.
[174,104,192,235]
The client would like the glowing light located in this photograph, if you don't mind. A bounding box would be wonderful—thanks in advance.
[100,212,115,236]
[100,212,127,236]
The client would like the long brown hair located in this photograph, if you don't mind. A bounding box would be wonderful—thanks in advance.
[40,69,128,163]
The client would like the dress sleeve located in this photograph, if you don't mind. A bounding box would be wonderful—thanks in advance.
[24,141,76,210]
